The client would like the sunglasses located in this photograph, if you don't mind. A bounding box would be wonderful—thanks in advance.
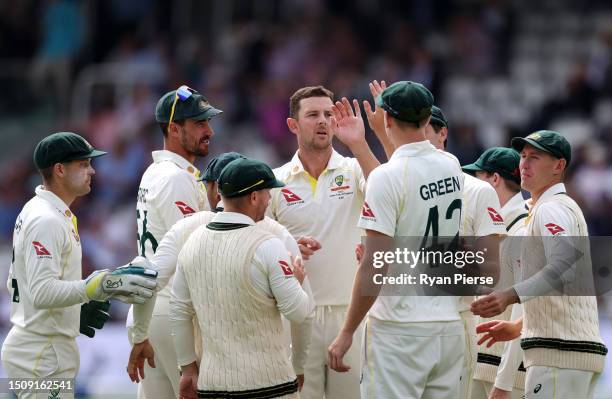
[168,85,197,125]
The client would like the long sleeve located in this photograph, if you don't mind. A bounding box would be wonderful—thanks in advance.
[131,215,205,343]
[290,278,314,374]
[169,263,197,367]
[24,216,88,309]
[514,203,579,302]
[252,238,314,323]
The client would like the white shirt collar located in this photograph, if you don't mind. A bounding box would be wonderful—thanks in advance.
[501,192,526,219]
[390,140,436,160]
[152,150,199,175]
[35,185,73,218]
[288,149,344,176]
[211,211,256,225]
[534,183,566,205]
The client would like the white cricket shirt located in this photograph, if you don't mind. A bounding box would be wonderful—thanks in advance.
[357,141,464,323]
[136,150,209,314]
[6,186,88,338]
[267,150,366,306]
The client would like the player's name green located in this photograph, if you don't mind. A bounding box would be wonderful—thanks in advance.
[373,273,493,286]
[419,176,461,200]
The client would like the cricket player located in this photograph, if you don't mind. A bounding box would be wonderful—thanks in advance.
[472,131,608,399]
[126,153,315,389]
[425,106,505,399]
[170,158,314,399]
[266,85,380,399]
[2,132,158,399]
[364,87,505,398]
[128,85,222,398]
[462,147,528,399]
[328,81,466,399]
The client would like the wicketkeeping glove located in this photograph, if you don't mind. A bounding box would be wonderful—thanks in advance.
[80,300,111,338]
[85,257,158,304]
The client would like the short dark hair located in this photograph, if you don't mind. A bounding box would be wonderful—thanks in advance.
[159,119,185,137]
[481,171,521,193]
[289,86,334,119]
[39,166,54,183]
[430,122,448,149]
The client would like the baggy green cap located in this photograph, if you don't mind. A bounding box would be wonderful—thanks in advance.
[218,158,285,198]
[462,147,521,184]
[155,87,223,123]
[201,152,247,182]
[376,81,434,123]
[430,105,449,128]
[511,130,571,165]
[33,132,107,170]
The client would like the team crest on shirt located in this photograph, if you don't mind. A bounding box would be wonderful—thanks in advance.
[329,174,353,198]
[486,207,505,225]
[361,202,376,219]
[32,241,52,258]
[175,201,196,215]
[278,260,294,277]
[281,189,304,205]
[544,223,565,236]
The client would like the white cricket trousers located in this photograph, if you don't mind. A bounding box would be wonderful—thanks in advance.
[300,305,362,399]
[127,312,180,399]
[1,326,78,399]
[360,318,465,399]
[459,310,478,399]
[524,365,599,399]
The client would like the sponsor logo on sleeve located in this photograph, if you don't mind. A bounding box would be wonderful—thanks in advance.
[175,201,196,215]
[487,207,504,224]
[361,202,376,218]
[281,189,304,205]
[278,260,294,276]
[544,223,565,235]
[32,241,52,257]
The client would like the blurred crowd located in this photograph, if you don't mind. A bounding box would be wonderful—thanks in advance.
[1,0,612,322]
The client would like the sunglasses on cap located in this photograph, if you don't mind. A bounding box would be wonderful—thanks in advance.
[168,85,197,125]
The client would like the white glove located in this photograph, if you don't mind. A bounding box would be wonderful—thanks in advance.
[85,257,158,304]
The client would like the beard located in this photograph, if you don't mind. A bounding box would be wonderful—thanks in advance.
[180,130,209,157]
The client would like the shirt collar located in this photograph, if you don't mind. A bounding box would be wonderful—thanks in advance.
[535,183,566,205]
[501,192,526,219]
[288,149,344,176]
[211,211,256,225]
[35,185,74,219]
[152,150,200,176]
[390,140,436,160]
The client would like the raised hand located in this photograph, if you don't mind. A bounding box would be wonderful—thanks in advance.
[331,97,366,150]
[363,80,387,136]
